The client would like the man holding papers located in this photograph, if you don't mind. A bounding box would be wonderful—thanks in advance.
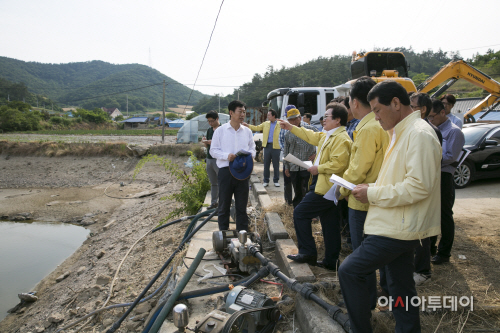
[338,81,441,332]
[339,77,390,250]
[278,103,351,270]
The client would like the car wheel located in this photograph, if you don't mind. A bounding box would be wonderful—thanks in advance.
[454,161,473,189]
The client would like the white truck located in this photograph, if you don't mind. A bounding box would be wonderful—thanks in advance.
[263,85,352,128]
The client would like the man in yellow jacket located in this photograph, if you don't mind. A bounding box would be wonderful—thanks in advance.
[244,109,281,187]
[278,103,351,270]
[338,81,441,332]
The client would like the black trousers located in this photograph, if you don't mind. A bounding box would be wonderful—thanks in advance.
[339,236,420,333]
[431,172,455,258]
[283,164,292,205]
[414,237,431,276]
[289,170,310,208]
[293,184,341,266]
[217,167,249,231]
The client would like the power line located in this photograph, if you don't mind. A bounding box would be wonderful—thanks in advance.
[457,44,500,52]
[183,0,225,113]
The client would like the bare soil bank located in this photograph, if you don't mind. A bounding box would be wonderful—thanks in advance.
[0,152,191,333]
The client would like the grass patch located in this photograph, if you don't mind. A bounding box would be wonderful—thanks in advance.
[0,140,133,157]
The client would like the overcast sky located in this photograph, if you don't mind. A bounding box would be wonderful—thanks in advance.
[1,0,499,98]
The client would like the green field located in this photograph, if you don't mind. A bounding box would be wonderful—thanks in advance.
[7,129,179,136]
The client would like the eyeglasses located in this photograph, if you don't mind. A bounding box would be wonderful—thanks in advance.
[324,115,333,119]
[410,105,420,110]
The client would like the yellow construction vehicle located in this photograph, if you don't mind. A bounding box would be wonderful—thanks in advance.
[349,51,418,93]
[417,60,500,123]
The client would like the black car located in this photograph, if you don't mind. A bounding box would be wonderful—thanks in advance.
[454,123,500,189]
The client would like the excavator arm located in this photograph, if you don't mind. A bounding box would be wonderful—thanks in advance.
[417,60,500,122]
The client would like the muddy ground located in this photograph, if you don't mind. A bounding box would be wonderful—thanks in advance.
[0,151,191,333]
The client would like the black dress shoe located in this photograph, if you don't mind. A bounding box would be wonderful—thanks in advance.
[316,260,339,271]
[431,255,450,265]
[287,254,317,265]
[207,203,218,210]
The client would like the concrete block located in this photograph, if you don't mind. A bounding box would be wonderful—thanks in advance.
[275,239,315,282]
[295,295,345,333]
[252,183,267,199]
[250,175,260,184]
[265,212,288,241]
[258,193,273,211]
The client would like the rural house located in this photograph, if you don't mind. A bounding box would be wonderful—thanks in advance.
[101,107,123,119]
[120,117,150,129]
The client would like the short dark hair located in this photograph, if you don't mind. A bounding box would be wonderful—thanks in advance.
[331,96,350,110]
[411,93,432,117]
[367,80,411,106]
[304,113,312,120]
[350,76,377,107]
[440,94,456,105]
[431,99,445,114]
[206,110,218,120]
[228,100,246,112]
[326,102,348,126]
[320,116,324,121]
[268,108,278,118]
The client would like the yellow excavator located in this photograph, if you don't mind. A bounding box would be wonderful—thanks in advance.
[416,60,500,123]
[349,51,418,93]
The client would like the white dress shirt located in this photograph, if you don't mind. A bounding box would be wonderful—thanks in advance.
[210,122,256,168]
[314,127,339,166]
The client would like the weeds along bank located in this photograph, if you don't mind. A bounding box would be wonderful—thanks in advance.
[0,142,213,332]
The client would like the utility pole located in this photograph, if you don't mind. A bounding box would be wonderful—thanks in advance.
[218,94,220,113]
[162,80,165,144]
[126,94,128,117]
[237,90,239,100]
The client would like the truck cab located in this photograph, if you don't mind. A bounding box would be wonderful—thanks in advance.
[265,85,351,129]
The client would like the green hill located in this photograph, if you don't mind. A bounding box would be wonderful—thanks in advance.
[0,57,207,112]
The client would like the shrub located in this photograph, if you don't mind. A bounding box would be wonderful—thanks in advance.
[133,151,210,220]
[50,116,63,124]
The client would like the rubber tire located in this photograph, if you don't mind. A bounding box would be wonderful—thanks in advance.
[454,160,474,189]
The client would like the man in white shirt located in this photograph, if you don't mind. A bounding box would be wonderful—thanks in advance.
[210,100,256,231]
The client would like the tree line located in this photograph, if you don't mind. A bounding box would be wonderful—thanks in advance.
[193,47,499,114]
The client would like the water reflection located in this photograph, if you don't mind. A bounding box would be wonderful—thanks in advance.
[0,220,89,320]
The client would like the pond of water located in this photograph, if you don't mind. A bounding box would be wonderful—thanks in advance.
[0,220,88,320]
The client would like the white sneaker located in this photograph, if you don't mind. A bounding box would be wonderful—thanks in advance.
[413,273,431,286]
[263,183,269,187]
[274,183,280,187]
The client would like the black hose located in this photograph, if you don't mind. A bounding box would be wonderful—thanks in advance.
[106,209,218,333]
[149,248,206,333]
[151,214,197,233]
[248,245,351,332]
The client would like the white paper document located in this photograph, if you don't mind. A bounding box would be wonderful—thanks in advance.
[283,154,313,169]
[329,174,355,190]
[323,184,340,204]
[456,149,471,167]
